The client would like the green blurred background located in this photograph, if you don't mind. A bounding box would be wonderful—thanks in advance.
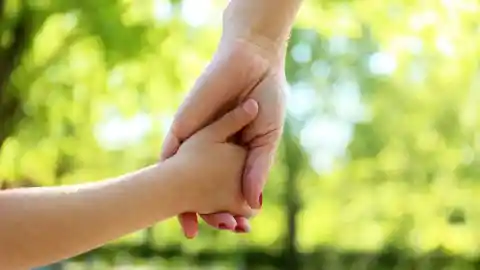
[2,0,480,269]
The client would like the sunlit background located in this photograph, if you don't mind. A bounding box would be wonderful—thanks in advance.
[2,0,480,269]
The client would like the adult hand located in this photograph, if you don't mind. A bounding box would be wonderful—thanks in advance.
[161,0,302,238]
[160,38,287,238]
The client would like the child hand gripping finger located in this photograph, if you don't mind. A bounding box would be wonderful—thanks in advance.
[171,99,259,217]
[0,99,258,269]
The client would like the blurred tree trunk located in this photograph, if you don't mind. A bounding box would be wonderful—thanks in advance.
[0,0,28,150]
[281,118,305,270]
[145,227,155,246]
[1,3,64,267]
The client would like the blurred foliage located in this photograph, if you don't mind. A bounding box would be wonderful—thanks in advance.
[2,0,480,269]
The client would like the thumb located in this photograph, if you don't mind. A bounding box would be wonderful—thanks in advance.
[243,144,277,209]
[202,99,259,142]
[160,132,181,161]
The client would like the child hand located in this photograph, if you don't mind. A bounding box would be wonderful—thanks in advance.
[171,99,259,217]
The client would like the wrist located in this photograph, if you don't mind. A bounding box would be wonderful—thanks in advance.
[219,36,287,69]
[221,0,300,65]
[127,162,190,220]
[156,158,197,214]
[217,36,286,75]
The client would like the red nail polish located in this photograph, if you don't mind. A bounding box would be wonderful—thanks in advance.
[185,232,197,239]
[218,223,228,230]
[259,193,263,207]
[235,226,247,233]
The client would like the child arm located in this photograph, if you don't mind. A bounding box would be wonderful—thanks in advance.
[0,163,185,269]
[0,99,258,269]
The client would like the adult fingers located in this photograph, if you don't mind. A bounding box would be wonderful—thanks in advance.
[233,216,251,233]
[199,199,255,230]
[178,212,199,239]
[200,213,253,233]
[200,213,237,230]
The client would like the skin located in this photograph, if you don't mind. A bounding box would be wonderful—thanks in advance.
[0,100,258,270]
[161,0,304,237]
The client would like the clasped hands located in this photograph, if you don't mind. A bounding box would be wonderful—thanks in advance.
[161,37,287,238]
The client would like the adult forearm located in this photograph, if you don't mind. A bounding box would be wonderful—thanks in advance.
[222,0,303,52]
[0,163,184,269]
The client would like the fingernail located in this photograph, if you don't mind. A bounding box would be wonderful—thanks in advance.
[218,223,229,230]
[259,193,263,207]
[185,233,197,239]
[234,226,249,233]
[242,100,257,114]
